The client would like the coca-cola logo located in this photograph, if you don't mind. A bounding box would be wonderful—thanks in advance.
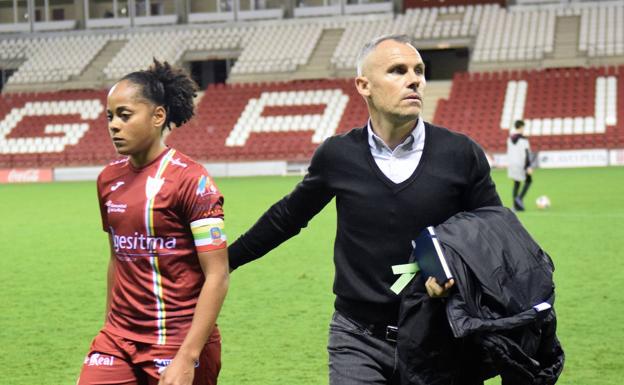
[8,169,40,182]
[0,168,52,183]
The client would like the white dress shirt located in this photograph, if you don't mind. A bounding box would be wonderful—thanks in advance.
[367,118,426,184]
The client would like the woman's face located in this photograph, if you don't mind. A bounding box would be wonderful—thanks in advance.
[106,80,166,166]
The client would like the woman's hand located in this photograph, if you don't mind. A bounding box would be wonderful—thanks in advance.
[158,352,196,385]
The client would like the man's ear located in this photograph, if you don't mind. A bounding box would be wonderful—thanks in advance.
[355,76,371,97]
[153,105,167,129]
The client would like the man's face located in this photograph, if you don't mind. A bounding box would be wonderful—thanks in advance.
[356,40,426,122]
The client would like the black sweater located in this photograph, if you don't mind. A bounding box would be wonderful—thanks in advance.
[229,122,502,324]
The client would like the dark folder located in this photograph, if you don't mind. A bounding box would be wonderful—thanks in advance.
[411,226,453,285]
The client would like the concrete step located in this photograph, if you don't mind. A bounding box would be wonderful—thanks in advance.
[422,80,452,124]
[74,40,128,83]
[551,16,581,59]
[542,57,587,68]
[292,28,344,79]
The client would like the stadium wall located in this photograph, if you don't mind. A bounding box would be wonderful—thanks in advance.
[2,148,624,185]
[0,160,294,184]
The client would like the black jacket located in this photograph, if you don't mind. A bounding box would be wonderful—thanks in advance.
[397,207,564,385]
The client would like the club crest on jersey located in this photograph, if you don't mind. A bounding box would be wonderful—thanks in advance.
[196,175,217,197]
[146,176,165,200]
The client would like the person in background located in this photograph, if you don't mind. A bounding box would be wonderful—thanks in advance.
[507,119,533,211]
[78,59,229,385]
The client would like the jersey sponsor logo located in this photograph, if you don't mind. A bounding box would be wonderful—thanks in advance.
[84,353,115,367]
[153,358,198,374]
[110,227,177,254]
[196,175,217,197]
[110,181,125,191]
[146,176,165,200]
[154,358,173,374]
[105,200,127,213]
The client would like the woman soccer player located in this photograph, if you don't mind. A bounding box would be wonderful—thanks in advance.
[78,60,229,385]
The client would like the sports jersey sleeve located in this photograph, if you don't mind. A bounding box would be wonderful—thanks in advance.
[96,172,110,232]
[178,165,226,252]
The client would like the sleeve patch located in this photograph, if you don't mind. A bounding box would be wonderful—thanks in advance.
[191,218,227,252]
[196,175,218,197]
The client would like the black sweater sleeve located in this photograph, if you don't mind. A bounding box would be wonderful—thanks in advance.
[228,139,335,269]
[462,139,502,210]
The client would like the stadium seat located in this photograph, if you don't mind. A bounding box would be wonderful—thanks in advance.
[433,66,623,153]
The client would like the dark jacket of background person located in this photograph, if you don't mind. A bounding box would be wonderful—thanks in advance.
[228,122,502,326]
[397,206,564,385]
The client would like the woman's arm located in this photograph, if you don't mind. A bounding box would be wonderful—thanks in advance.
[158,247,229,385]
[105,234,115,322]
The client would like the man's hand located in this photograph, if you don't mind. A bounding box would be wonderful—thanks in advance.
[526,167,533,175]
[158,354,195,385]
[425,277,455,298]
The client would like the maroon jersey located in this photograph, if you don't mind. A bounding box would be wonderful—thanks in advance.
[97,148,226,345]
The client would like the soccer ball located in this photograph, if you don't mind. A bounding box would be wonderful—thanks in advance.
[535,195,551,209]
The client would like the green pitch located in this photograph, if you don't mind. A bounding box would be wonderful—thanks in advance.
[1,167,623,384]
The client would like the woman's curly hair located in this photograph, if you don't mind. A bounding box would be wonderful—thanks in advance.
[121,58,198,130]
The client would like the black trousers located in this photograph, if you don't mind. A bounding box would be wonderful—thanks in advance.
[512,174,532,200]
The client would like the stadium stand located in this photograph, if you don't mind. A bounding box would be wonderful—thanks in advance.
[1,0,624,171]
[7,35,109,85]
[0,90,111,168]
[151,78,365,162]
[406,4,484,40]
[578,1,624,57]
[434,65,624,153]
[472,5,556,62]
[231,24,322,74]
[404,0,505,8]
[331,16,398,72]
[0,39,27,63]
[1,64,621,169]
[0,79,368,168]
[104,27,248,80]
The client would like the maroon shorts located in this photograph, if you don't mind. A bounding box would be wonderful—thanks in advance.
[77,328,221,385]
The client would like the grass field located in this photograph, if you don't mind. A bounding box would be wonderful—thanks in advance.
[1,167,623,385]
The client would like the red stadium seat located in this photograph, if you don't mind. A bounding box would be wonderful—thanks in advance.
[1,66,621,169]
[432,66,623,153]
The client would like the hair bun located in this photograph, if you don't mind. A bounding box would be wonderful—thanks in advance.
[148,59,198,129]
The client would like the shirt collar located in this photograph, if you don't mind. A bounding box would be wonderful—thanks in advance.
[367,117,424,154]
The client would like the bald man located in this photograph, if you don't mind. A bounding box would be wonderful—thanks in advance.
[228,34,501,384]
